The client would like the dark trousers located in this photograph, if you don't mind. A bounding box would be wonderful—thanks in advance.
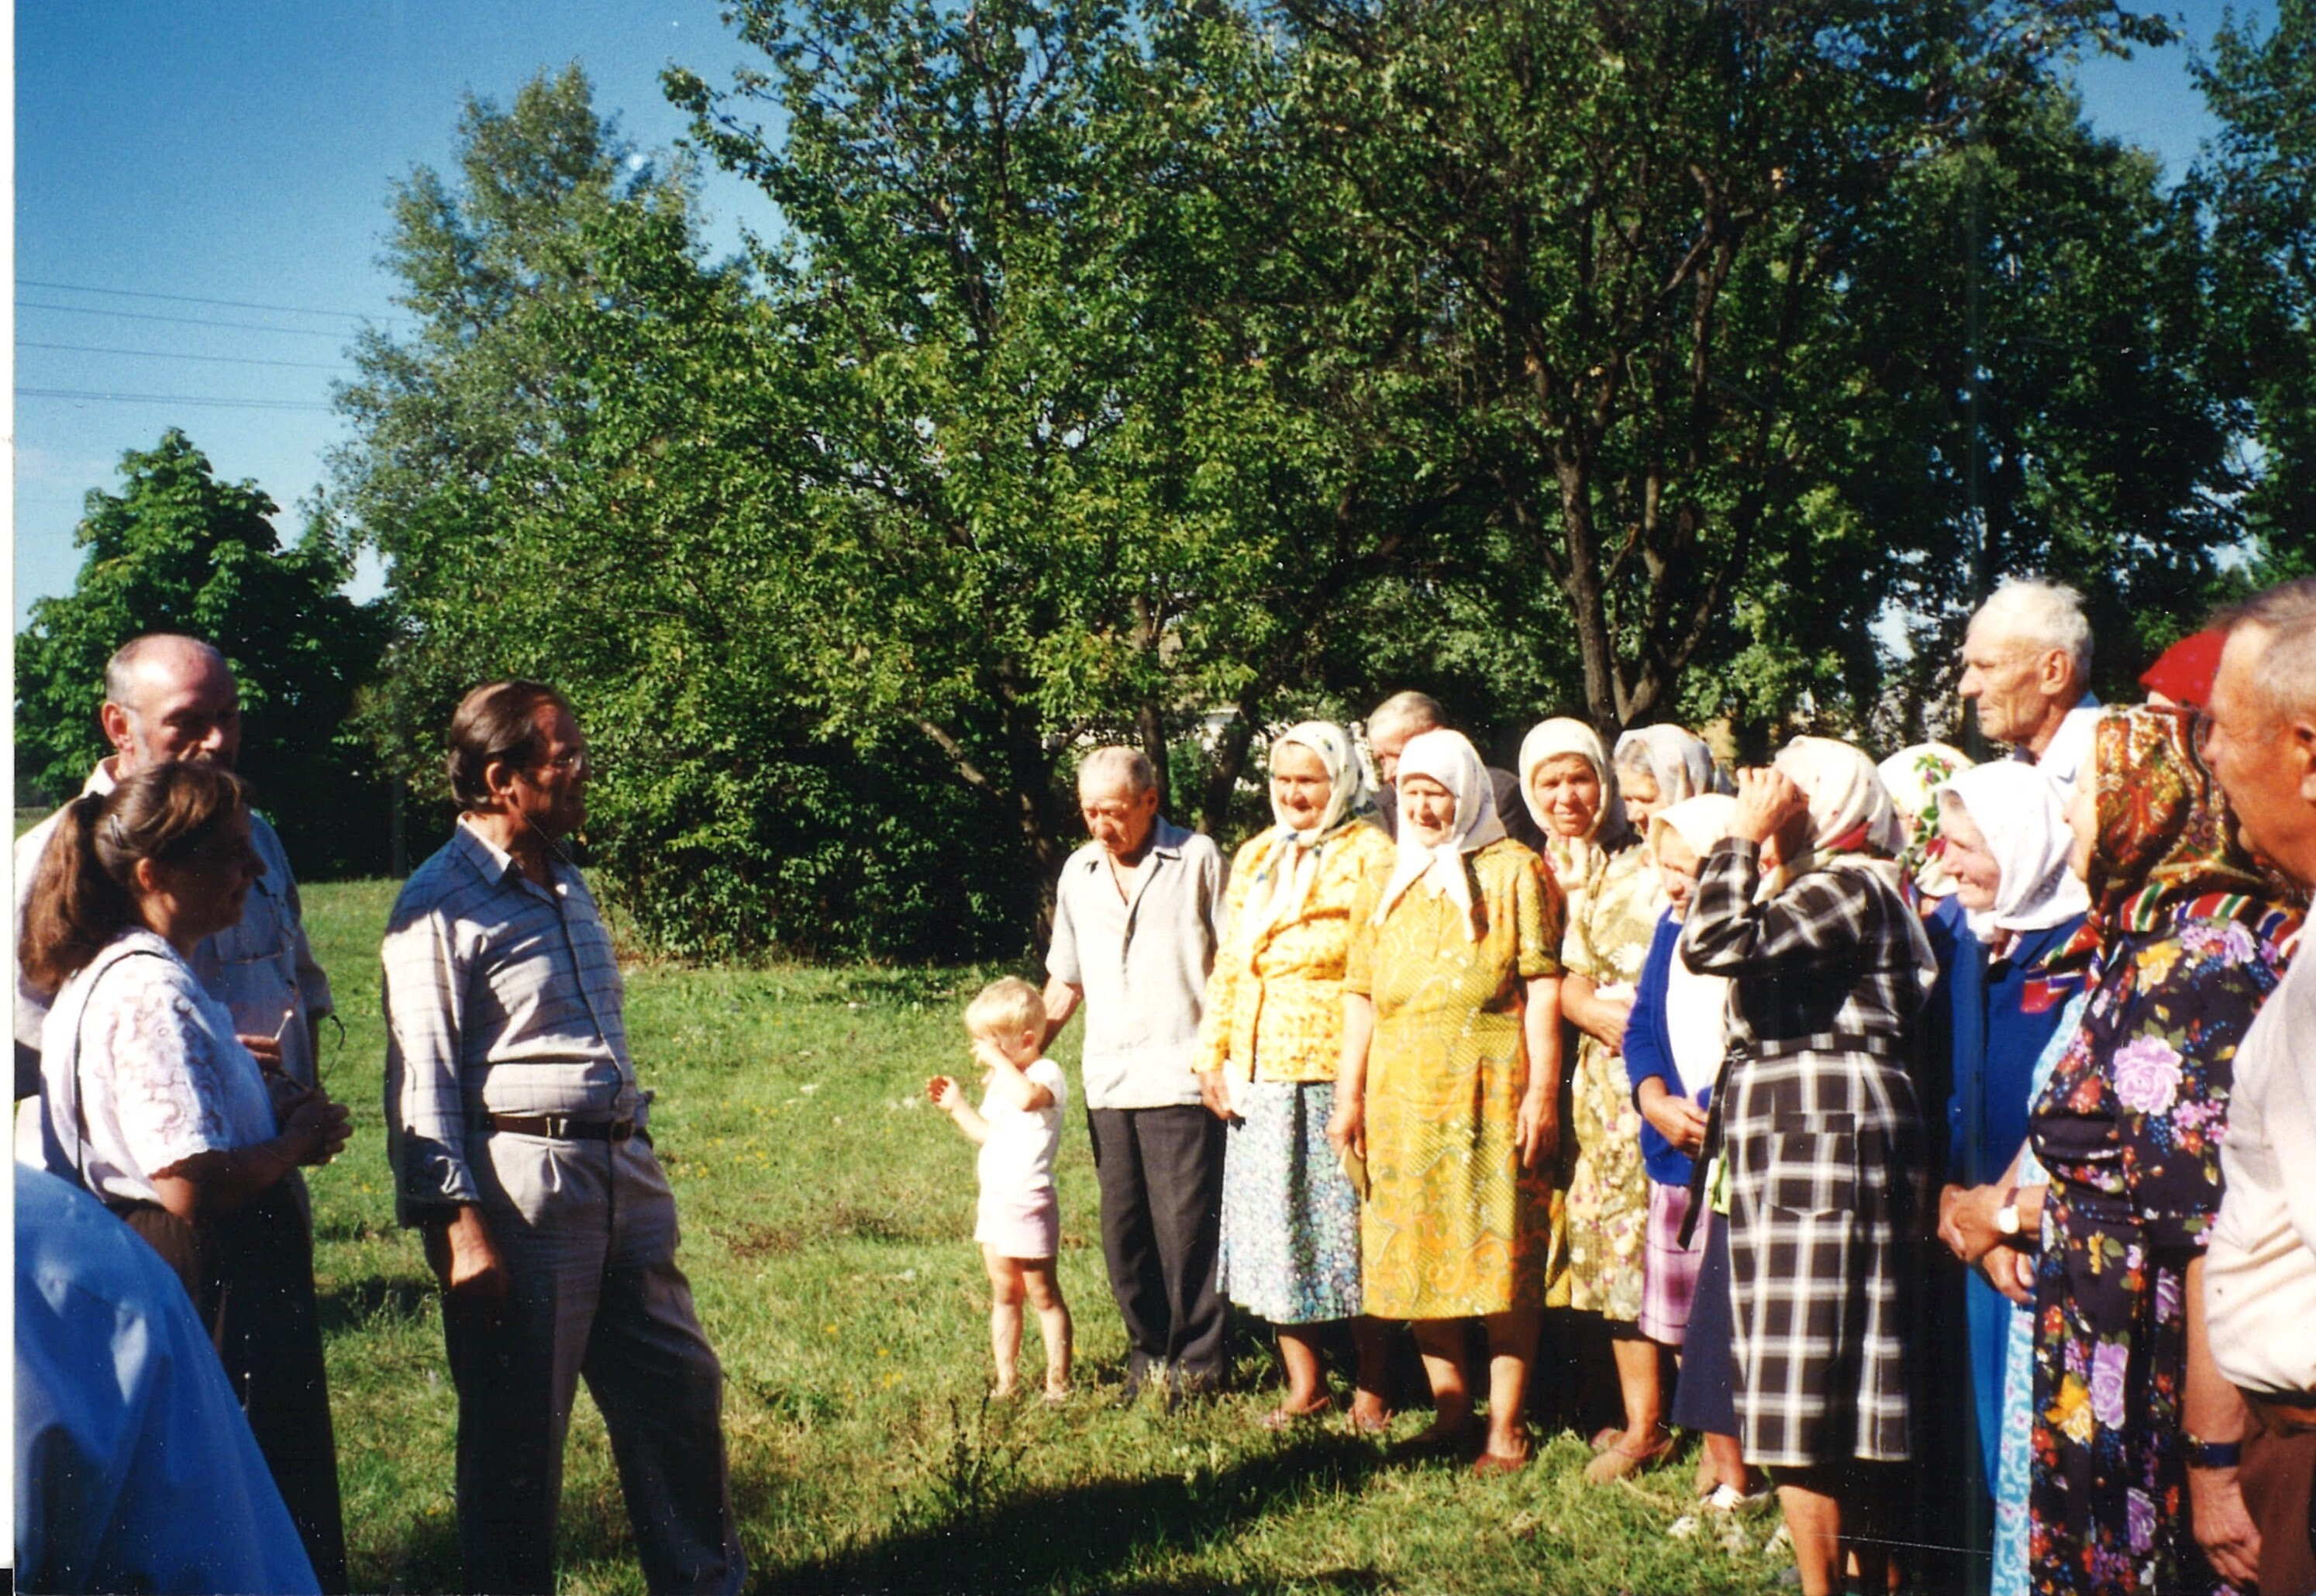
[2244,1392,2316,1596]
[121,1177,350,1593]
[1086,1105,1228,1391]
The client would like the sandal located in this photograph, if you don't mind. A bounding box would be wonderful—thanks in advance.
[1584,1431,1675,1484]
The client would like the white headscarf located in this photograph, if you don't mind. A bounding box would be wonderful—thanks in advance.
[1935,761,2090,940]
[1649,794,1738,1092]
[1375,729,1508,939]
[1615,724,1718,810]
[1772,736,1938,994]
[1518,718,1629,884]
[1877,743,1974,899]
[1239,721,1374,948]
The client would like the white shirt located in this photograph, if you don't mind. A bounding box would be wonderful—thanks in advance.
[16,760,334,1088]
[2207,949,2316,1394]
[2016,693,2102,796]
[29,930,280,1206]
[976,1058,1067,1201]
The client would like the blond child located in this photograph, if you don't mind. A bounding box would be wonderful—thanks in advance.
[929,977,1074,1400]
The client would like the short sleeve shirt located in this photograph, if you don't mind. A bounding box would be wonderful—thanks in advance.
[977,1058,1067,1200]
[1046,819,1224,1110]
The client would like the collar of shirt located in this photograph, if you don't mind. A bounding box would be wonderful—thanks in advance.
[1073,818,1191,872]
[450,815,578,898]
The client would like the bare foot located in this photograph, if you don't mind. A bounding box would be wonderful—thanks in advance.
[993,1381,1018,1400]
[1348,1394,1393,1434]
[1042,1382,1069,1404]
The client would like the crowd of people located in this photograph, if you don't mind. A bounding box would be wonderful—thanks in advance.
[15,571,2316,1596]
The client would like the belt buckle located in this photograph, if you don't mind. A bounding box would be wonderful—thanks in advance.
[608,1119,634,1142]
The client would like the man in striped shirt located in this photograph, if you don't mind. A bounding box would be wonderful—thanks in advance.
[382,681,743,1596]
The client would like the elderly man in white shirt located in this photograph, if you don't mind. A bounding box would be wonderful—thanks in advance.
[2201,576,2316,1596]
[14,636,333,1103]
[1956,577,2102,791]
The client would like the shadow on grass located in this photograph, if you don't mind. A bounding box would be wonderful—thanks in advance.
[754,1432,1393,1595]
[318,1272,436,1335]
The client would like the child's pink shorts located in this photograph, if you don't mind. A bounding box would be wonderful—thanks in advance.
[974,1188,1060,1261]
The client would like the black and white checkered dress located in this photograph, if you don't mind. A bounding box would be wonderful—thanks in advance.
[1679,838,1932,1468]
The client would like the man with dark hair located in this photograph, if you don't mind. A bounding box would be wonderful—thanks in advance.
[382,681,743,1595]
[2200,579,2316,1596]
[12,634,332,1098]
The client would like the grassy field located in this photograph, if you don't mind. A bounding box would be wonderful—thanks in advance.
[288,876,1797,1594]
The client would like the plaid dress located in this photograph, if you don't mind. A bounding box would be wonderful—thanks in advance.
[1680,838,1930,1467]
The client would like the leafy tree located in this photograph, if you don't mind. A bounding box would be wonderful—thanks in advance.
[14,430,391,875]
[2192,0,2316,576]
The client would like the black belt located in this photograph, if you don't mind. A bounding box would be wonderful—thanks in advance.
[485,1113,636,1142]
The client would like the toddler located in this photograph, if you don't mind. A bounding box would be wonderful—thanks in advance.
[929,976,1074,1400]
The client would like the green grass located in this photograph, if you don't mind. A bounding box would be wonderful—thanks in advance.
[299,877,1797,1594]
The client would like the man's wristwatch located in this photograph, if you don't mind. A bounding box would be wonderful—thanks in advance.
[1994,1186,2022,1239]
[2184,1433,2245,1470]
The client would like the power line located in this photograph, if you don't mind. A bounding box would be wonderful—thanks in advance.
[19,387,338,413]
[17,340,350,373]
[18,277,395,324]
[19,301,363,339]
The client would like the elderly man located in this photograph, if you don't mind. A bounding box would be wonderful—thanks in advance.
[1043,745,1229,1398]
[2201,577,2316,1596]
[1366,690,1548,853]
[13,635,332,1101]
[382,681,743,1596]
[1955,577,2101,790]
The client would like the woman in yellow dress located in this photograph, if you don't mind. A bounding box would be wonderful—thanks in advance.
[1329,729,1566,1471]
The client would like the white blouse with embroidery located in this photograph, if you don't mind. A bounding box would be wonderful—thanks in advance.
[38,929,277,1206]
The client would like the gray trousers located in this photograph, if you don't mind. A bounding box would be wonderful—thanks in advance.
[446,1131,745,1596]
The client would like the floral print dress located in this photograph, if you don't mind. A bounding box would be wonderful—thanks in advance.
[2026,901,2298,1596]
[1560,841,1663,1322]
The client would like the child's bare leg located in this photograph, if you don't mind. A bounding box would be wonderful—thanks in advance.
[983,1245,1026,1395]
[1021,1259,1072,1396]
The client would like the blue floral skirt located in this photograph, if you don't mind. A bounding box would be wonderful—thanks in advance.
[1217,1078,1363,1325]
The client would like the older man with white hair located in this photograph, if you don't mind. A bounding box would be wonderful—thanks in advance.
[1956,577,2101,791]
[2200,576,2316,1596]
[13,635,333,1100]
[1043,745,1229,1398]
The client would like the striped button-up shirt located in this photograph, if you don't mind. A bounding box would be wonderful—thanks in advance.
[382,820,639,1224]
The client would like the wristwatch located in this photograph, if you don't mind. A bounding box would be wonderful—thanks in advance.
[2185,1434,2245,1470]
[1994,1186,2022,1239]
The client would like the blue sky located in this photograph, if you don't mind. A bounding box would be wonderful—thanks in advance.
[11,2,2260,628]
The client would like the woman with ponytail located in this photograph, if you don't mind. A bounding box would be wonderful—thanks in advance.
[22,761,353,1591]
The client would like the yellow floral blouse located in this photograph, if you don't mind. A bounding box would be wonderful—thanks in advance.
[1196,820,1398,1084]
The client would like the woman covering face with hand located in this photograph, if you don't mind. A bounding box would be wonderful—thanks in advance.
[1195,722,1398,1431]
[1329,729,1565,1472]
[1678,737,1934,1596]
[19,762,353,1592]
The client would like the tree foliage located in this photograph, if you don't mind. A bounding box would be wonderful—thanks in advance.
[14,430,392,875]
[317,6,2304,958]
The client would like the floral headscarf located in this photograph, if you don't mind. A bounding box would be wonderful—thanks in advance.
[1877,743,1973,899]
[1239,722,1376,951]
[2083,705,2280,938]
[1518,718,1632,887]
[1377,729,1508,939]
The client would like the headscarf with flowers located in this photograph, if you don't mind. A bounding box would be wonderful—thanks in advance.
[2037,705,2302,994]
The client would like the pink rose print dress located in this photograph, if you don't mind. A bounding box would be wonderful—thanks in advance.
[2025,901,2297,1596]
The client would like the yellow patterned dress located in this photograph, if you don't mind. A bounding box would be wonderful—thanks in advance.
[1560,841,1663,1322]
[1346,838,1566,1319]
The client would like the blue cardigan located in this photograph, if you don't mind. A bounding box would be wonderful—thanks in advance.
[1945,911,2084,1187]
[1623,910,1714,1188]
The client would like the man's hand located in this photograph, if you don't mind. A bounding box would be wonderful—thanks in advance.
[237,1032,287,1074]
[1197,1071,1235,1122]
[1729,766,1808,848]
[278,1088,353,1166]
[426,1205,509,1318]
[2187,1463,2262,1588]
